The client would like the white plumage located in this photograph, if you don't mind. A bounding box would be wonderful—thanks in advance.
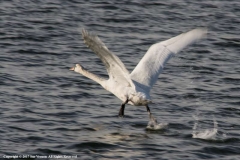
[70,28,207,117]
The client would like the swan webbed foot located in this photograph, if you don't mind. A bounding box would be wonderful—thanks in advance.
[149,113,158,123]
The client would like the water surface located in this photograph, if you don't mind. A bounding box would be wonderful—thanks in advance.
[0,0,240,159]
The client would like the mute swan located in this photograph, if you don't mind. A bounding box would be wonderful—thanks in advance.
[70,28,207,118]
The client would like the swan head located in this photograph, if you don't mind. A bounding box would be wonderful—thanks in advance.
[69,64,83,72]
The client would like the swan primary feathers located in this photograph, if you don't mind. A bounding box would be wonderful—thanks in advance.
[70,28,207,117]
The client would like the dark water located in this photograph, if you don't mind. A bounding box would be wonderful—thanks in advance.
[1,0,240,159]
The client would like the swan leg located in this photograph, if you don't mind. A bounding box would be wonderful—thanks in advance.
[146,105,158,124]
[118,99,129,117]
[146,105,154,120]
[146,105,151,114]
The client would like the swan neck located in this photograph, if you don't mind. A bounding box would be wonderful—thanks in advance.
[78,68,106,86]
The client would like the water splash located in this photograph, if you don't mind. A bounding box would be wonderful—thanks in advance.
[192,115,218,140]
[146,113,168,130]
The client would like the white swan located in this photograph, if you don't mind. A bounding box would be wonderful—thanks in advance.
[70,28,207,117]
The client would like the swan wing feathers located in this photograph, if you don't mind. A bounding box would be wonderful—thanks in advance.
[130,28,207,93]
[82,29,135,87]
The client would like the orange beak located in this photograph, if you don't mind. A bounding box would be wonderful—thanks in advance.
[69,67,75,71]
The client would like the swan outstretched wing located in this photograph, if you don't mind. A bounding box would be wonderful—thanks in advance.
[130,28,207,93]
[82,29,134,87]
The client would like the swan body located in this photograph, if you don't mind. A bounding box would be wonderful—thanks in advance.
[70,28,207,117]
